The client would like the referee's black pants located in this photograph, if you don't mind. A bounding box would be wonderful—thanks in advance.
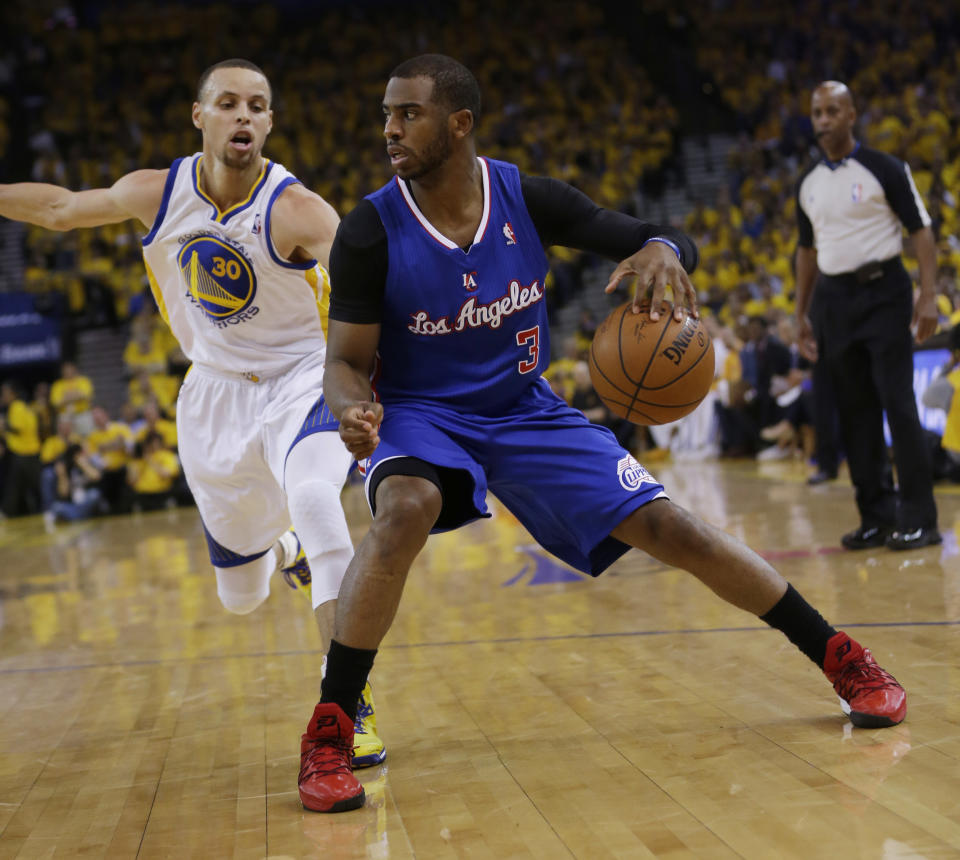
[811,258,937,531]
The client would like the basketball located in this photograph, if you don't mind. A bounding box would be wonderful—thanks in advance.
[588,300,715,425]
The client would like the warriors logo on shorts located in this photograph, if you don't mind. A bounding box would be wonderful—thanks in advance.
[617,455,655,492]
[178,235,257,320]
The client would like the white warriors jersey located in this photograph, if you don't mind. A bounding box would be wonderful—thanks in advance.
[141,154,329,377]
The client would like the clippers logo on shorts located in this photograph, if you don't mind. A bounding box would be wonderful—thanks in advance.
[177,235,258,326]
[617,455,656,492]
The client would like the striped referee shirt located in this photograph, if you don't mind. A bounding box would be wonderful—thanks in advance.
[796,142,931,276]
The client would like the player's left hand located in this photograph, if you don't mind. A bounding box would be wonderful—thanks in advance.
[604,241,698,322]
[912,292,938,344]
[339,401,383,460]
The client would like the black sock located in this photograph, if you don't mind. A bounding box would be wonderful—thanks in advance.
[320,639,378,723]
[760,583,837,668]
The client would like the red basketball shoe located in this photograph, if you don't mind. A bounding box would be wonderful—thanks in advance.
[823,632,906,728]
[299,703,366,813]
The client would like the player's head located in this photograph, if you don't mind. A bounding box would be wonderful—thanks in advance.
[811,81,856,152]
[193,59,273,170]
[383,54,481,180]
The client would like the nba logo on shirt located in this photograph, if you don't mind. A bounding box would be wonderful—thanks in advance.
[462,271,479,291]
[851,183,863,202]
[252,213,262,235]
[503,222,517,245]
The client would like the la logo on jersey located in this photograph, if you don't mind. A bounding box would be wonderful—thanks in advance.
[503,222,517,245]
[462,271,479,291]
[617,455,656,492]
[177,234,259,327]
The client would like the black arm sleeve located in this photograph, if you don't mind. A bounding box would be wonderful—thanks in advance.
[794,158,820,248]
[519,175,698,273]
[328,199,389,324]
[856,148,931,233]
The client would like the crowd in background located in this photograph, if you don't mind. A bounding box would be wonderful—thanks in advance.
[2,0,960,519]
[0,307,187,521]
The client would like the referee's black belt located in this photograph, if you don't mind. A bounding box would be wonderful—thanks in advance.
[827,256,902,285]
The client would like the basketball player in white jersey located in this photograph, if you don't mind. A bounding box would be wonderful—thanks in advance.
[0,58,386,776]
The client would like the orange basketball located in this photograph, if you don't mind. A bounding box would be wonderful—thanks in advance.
[588,300,715,425]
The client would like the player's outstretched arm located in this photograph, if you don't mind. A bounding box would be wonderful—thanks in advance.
[323,320,383,461]
[269,182,340,269]
[0,170,167,231]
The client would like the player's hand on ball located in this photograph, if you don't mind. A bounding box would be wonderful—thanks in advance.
[339,402,383,460]
[604,241,698,322]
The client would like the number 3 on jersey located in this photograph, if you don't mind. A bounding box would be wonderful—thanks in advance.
[516,325,539,374]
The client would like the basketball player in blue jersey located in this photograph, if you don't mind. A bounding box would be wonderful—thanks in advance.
[0,58,386,790]
[305,54,909,813]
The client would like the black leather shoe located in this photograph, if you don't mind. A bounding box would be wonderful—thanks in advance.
[841,525,890,550]
[886,527,942,551]
[807,470,837,485]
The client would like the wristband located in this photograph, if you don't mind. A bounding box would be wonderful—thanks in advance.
[642,236,682,262]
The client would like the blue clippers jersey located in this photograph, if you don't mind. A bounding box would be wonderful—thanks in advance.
[367,157,550,413]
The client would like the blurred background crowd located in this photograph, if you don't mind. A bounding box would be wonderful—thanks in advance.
[1,0,959,521]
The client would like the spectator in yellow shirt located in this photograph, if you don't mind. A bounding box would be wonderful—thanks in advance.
[31,381,55,441]
[123,328,167,377]
[86,406,134,513]
[128,370,177,415]
[135,401,178,449]
[128,432,180,512]
[45,443,104,527]
[1,381,42,516]
[50,361,95,436]
[40,415,79,513]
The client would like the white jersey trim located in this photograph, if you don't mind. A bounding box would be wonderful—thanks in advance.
[395,156,491,251]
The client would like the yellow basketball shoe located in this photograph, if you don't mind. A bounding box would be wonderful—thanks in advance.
[278,529,311,602]
[352,683,386,768]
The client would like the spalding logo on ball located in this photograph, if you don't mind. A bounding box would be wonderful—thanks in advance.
[588,300,714,425]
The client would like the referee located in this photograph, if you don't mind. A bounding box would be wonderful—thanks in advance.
[795,81,940,551]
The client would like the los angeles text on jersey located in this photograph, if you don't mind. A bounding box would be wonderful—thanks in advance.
[408,279,543,335]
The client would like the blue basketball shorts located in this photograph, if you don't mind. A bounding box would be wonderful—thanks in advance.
[364,378,668,575]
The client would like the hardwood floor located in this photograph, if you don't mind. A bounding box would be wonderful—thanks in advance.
[1,458,957,858]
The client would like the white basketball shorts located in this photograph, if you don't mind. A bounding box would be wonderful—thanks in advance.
[176,353,341,557]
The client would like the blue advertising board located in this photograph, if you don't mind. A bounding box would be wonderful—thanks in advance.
[0,292,62,368]
[891,347,950,441]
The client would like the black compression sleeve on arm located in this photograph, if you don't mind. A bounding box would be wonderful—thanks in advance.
[520,174,698,273]
[855,148,930,233]
[328,199,389,324]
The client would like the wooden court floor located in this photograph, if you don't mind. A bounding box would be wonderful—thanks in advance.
[0,458,958,859]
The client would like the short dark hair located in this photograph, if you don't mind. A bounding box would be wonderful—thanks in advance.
[196,59,271,104]
[389,54,481,125]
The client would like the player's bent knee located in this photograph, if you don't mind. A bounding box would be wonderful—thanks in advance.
[370,479,441,550]
[215,561,272,615]
[217,587,269,615]
[613,498,703,549]
[287,478,352,552]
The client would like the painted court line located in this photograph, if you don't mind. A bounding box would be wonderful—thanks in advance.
[0,618,957,675]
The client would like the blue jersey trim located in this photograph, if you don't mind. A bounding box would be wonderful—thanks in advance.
[202,521,271,568]
[220,161,274,225]
[264,176,318,270]
[190,155,219,220]
[141,157,185,247]
[282,394,340,479]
